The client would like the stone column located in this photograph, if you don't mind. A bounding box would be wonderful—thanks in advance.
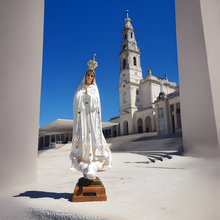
[129,109,135,134]
[154,112,156,132]
[140,117,143,133]
[136,55,138,68]
[120,122,124,136]
[173,103,178,130]
[175,0,220,156]
[155,105,160,134]
[167,103,172,133]
[139,56,141,70]
[126,53,129,68]
[151,115,155,132]
[128,119,133,134]
[163,101,169,134]
[0,0,44,188]
[149,83,153,104]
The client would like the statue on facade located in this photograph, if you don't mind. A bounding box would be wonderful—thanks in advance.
[147,68,152,76]
[160,79,164,92]
[157,79,166,100]
[165,73,168,80]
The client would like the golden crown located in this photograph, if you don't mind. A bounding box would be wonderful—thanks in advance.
[87,54,98,71]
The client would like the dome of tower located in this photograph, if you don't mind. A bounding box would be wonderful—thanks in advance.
[124,20,133,29]
[124,10,133,29]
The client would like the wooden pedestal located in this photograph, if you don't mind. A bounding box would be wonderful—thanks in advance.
[72,177,107,202]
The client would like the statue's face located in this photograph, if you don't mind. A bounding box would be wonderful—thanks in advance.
[85,70,94,85]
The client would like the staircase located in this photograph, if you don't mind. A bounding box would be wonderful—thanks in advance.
[107,132,183,163]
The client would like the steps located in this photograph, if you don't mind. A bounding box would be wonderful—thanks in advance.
[107,132,183,163]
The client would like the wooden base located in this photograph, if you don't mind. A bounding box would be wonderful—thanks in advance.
[72,177,107,202]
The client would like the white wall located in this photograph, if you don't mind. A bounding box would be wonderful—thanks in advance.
[0,1,44,188]
[175,0,220,156]
[152,83,160,103]
[140,82,151,108]
[167,86,176,94]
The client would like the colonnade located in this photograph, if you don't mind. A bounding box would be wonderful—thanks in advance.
[39,132,73,149]
[120,101,181,136]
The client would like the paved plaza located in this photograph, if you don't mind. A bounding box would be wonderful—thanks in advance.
[0,133,220,220]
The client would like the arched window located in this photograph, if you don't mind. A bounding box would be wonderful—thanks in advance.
[124,34,127,40]
[133,57,136,66]
[123,44,126,49]
[131,32,133,38]
[123,59,126,69]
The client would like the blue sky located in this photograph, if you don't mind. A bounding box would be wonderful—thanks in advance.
[40,0,178,128]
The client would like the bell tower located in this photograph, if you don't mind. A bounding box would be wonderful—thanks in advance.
[119,10,143,115]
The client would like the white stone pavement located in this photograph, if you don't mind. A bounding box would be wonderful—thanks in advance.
[0,143,220,220]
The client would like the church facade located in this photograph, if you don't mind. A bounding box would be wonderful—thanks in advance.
[110,12,182,135]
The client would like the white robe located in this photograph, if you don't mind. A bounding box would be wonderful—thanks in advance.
[70,75,112,166]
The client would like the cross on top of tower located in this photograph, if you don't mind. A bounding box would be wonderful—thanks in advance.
[126,10,129,18]
[125,10,131,23]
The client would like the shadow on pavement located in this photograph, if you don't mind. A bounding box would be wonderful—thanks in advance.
[14,191,73,202]
[124,146,184,164]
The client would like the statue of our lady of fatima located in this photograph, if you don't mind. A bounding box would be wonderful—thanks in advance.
[69,55,112,180]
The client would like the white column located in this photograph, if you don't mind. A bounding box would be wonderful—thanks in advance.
[139,56,141,70]
[163,102,169,134]
[0,0,44,188]
[134,118,138,133]
[155,105,160,134]
[142,117,145,132]
[150,115,154,132]
[128,119,133,134]
[167,103,172,133]
[120,122,124,136]
[175,0,220,156]
[149,83,153,104]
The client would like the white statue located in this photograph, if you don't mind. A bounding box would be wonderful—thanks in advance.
[69,55,112,180]
[160,79,164,93]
